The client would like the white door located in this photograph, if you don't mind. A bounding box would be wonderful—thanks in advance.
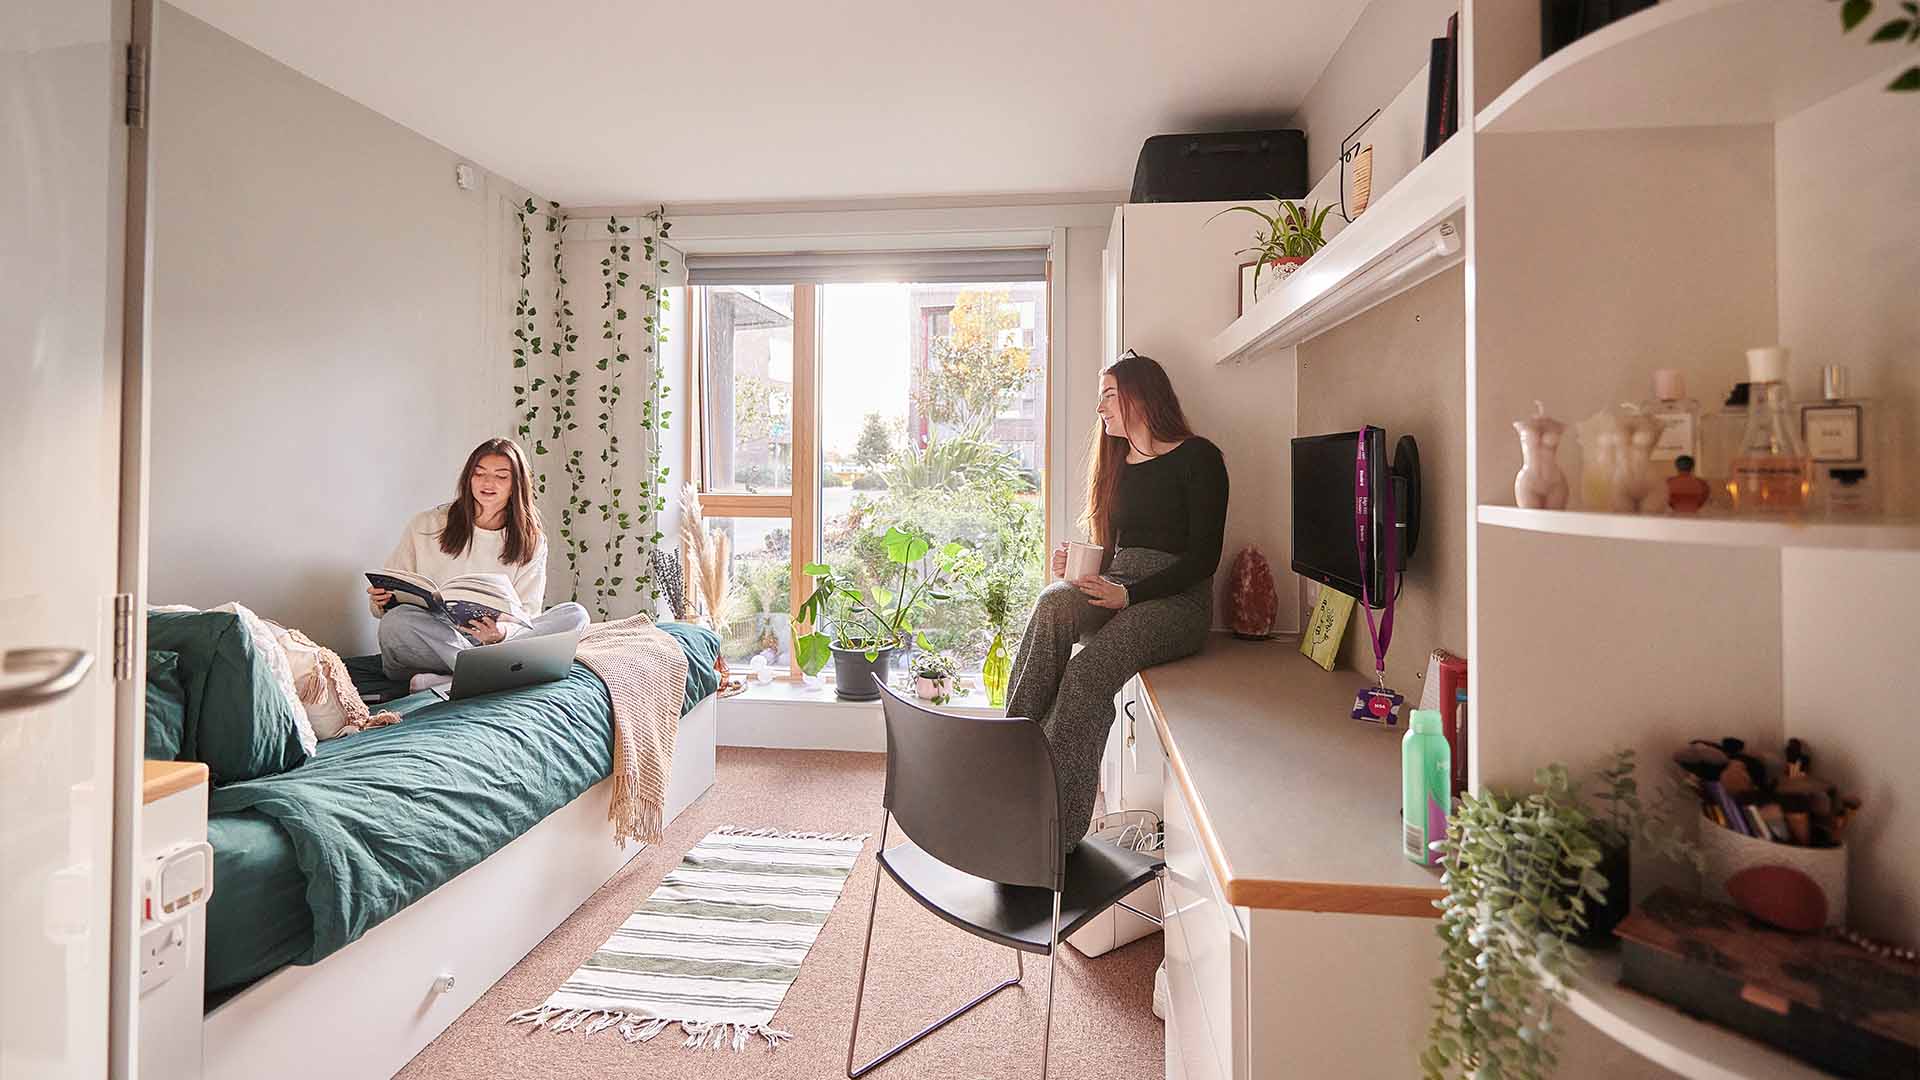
[1,0,136,1077]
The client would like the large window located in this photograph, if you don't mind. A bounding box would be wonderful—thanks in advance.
[691,274,1049,676]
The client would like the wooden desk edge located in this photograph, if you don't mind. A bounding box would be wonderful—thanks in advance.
[1139,669,1444,920]
[143,760,209,805]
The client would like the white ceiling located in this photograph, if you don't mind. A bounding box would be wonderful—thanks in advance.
[169,0,1366,207]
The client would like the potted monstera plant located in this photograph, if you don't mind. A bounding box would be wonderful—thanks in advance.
[795,525,966,701]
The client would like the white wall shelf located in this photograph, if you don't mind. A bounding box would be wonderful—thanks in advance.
[1211,135,1466,365]
[1477,0,1908,134]
[1558,950,1837,1080]
[1477,505,1920,552]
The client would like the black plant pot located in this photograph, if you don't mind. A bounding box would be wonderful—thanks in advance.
[1572,843,1632,948]
[830,644,898,701]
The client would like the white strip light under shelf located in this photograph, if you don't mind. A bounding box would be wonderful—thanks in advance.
[1264,219,1463,352]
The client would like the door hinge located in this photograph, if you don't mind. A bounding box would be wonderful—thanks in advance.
[113,593,135,681]
[125,42,148,129]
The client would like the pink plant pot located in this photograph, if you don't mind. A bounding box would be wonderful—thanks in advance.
[914,676,952,702]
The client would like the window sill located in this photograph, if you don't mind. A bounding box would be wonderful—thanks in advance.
[726,677,1004,716]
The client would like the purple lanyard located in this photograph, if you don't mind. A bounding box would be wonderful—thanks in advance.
[1354,429,1397,686]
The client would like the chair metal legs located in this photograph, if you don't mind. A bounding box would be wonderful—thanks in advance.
[845,815,1067,1079]
[1038,889,1063,1080]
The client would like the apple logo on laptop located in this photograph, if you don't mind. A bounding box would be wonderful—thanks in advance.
[510,662,524,672]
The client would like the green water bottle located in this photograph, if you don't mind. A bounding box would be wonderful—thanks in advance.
[1402,708,1450,866]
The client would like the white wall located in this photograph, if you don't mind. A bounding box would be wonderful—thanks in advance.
[148,4,531,652]
[1288,0,1462,180]
[1776,74,1919,517]
[1776,75,1920,947]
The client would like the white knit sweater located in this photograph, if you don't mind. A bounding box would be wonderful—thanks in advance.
[370,504,550,624]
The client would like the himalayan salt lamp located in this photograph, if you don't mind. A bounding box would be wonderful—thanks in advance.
[1229,545,1278,639]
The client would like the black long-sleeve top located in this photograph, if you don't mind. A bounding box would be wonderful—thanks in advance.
[1110,436,1230,605]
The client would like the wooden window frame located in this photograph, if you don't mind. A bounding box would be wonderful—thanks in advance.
[687,276,1051,681]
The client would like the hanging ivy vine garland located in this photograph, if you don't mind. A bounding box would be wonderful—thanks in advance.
[637,207,674,603]
[592,217,633,619]
[511,198,547,495]
[545,203,586,599]
[511,198,674,615]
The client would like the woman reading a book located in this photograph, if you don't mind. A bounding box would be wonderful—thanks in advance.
[1007,352,1228,857]
[368,437,589,689]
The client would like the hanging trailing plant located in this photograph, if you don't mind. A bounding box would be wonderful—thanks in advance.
[635,206,675,604]
[590,215,635,619]
[538,203,588,599]
[510,198,550,500]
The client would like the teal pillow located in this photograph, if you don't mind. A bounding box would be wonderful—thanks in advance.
[147,611,307,784]
[145,650,186,761]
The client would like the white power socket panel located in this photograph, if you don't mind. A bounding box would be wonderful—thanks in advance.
[140,921,187,995]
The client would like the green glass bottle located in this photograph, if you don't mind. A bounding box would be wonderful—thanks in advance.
[981,630,1011,709]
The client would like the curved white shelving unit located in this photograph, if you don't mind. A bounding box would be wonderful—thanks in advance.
[1211,135,1466,365]
[1560,951,1836,1080]
[1477,0,1909,134]
[1477,505,1920,552]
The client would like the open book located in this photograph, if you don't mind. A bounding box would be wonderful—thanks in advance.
[366,570,528,628]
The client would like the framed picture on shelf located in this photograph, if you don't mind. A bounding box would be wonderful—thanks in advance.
[1238,260,1258,316]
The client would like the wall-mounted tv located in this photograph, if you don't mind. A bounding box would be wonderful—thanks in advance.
[1290,428,1421,609]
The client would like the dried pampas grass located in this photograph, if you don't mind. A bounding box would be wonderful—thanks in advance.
[678,484,733,629]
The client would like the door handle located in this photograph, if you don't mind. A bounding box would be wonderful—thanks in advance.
[0,648,95,713]
[1123,700,1138,750]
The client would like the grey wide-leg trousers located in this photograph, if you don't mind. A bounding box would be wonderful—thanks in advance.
[378,602,591,679]
[1005,548,1211,857]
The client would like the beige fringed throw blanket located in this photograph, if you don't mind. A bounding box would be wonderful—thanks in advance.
[575,615,691,847]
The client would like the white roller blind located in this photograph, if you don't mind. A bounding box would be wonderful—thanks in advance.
[684,247,1049,286]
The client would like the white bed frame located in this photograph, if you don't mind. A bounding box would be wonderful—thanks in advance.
[200,693,718,1080]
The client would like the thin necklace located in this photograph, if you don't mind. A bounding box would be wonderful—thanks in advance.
[1126,435,1169,460]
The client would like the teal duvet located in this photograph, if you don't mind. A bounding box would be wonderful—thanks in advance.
[204,622,720,997]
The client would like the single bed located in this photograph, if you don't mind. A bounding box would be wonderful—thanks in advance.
[198,623,722,1080]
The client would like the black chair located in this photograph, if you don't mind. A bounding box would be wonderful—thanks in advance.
[846,681,1166,1078]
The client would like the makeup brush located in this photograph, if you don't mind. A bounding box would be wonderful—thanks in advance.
[1674,743,1729,781]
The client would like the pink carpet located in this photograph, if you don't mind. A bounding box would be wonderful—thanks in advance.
[395,747,1165,1080]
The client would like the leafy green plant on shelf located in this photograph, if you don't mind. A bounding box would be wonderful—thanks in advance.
[1210,198,1336,297]
[1833,0,1920,90]
[794,525,965,675]
[1422,751,1700,1080]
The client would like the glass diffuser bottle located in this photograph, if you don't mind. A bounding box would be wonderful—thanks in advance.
[1729,346,1811,513]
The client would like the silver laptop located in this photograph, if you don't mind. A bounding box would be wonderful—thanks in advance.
[445,630,580,700]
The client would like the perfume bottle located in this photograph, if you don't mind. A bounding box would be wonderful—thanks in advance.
[1825,468,1875,515]
[1667,455,1710,514]
[1729,347,1811,513]
[1800,364,1876,513]
[1699,380,1751,509]
[1641,368,1701,465]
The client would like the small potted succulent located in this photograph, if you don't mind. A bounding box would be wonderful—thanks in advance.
[795,525,966,701]
[909,651,958,705]
[1213,197,1336,303]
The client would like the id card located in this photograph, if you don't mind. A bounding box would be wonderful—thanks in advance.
[1352,686,1404,727]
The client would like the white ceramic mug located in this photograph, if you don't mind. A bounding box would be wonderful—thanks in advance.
[1065,542,1104,580]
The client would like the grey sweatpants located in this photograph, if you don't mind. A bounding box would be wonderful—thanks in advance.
[378,602,591,679]
[1006,548,1211,857]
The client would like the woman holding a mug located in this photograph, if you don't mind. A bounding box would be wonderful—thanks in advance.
[1006,352,1228,856]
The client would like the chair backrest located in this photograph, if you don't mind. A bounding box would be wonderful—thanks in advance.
[875,681,1061,890]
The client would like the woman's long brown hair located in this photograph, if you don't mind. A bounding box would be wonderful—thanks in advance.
[1081,353,1195,549]
[439,437,542,565]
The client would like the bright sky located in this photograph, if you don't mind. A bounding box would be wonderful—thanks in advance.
[820,283,911,456]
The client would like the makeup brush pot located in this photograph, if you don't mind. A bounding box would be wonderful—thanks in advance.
[1699,826,1847,929]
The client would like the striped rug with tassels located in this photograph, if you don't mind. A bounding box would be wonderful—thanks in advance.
[508,826,867,1051]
